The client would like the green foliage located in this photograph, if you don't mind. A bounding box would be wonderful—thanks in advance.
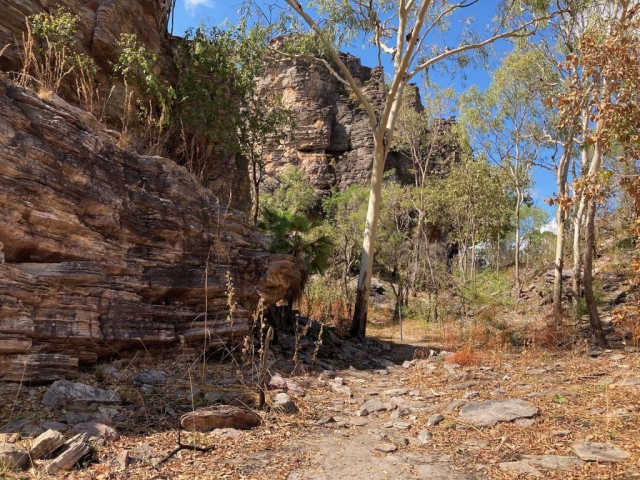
[261,167,317,217]
[115,34,162,100]
[322,184,368,274]
[377,182,415,274]
[553,394,567,404]
[461,269,514,307]
[260,208,333,279]
[173,24,292,186]
[29,8,77,45]
[323,184,369,229]
[113,33,175,156]
[393,85,459,182]
[426,157,514,247]
[458,48,547,175]
[20,7,98,102]
[277,33,330,59]
[174,26,241,150]
[114,33,175,129]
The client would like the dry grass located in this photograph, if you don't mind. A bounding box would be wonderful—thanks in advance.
[1,323,639,479]
[400,345,640,479]
[447,347,487,366]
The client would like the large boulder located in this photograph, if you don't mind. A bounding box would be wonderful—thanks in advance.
[41,381,121,410]
[458,399,538,427]
[180,405,262,432]
[0,443,29,470]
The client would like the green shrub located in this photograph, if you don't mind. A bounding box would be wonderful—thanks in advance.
[114,33,175,153]
[19,7,98,106]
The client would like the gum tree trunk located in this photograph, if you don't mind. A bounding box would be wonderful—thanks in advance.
[583,196,607,347]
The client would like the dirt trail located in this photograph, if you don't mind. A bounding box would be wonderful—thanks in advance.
[3,331,638,479]
[285,360,477,479]
[265,334,639,480]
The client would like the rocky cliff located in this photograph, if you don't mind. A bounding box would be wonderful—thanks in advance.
[0,79,301,401]
[258,52,415,196]
[0,0,175,91]
[0,0,253,214]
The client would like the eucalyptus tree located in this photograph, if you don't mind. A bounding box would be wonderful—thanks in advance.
[523,0,639,321]
[459,49,547,293]
[556,0,640,346]
[524,0,640,342]
[246,0,557,339]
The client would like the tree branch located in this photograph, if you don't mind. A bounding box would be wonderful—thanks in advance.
[381,0,432,135]
[409,12,558,79]
[284,0,378,130]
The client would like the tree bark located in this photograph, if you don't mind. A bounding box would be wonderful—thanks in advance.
[552,125,576,319]
[572,111,590,303]
[572,194,585,299]
[350,138,387,339]
[553,205,568,317]
[514,191,522,294]
[252,165,260,224]
[351,271,369,339]
[583,196,607,347]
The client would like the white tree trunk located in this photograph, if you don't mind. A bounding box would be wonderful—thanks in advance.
[350,136,388,338]
[552,123,577,319]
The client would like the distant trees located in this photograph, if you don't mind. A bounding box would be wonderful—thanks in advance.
[503,0,640,344]
[460,49,547,293]
[555,0,640,346]
[425,156,514,283]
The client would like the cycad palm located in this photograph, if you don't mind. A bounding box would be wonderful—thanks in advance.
[260,208,333,308]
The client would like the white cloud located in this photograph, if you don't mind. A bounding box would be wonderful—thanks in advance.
[185,0,213,11]
[540,218,558,235]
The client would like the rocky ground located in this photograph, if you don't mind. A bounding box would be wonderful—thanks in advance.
[1,325,639,479]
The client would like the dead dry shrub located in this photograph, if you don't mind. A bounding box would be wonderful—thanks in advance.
[299,276,352,333]
[527,317,577,350]
[613,305,640,347]
[435,314,509,353]
[447,346,487,366]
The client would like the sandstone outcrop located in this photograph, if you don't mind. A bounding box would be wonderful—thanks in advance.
[0,0,174,86]
[0,80,302,400]
[258,49,460,198]
[0,0,252,214]
[258,51,414,196]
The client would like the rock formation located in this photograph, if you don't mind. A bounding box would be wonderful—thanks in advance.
[258,49,460,198]
[0,79,302,401]
[0,0,252,214]
[258,51,414,197]
[0,0,175,87]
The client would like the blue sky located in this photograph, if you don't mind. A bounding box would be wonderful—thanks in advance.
[171,1,557,224]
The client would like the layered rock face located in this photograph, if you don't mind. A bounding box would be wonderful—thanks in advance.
[0,80,302,397]
[0,0,252,214]
[0,0,174,83]
[258,53,414,196]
